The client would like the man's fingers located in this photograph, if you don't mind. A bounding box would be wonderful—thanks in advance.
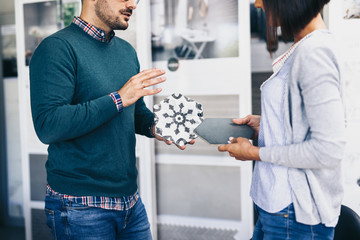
[142,88,163,96]
[160,136,172,145]
[142,76,167,88]
[138,68,165,76]
[136,68,166,81]
[177,145,186,150]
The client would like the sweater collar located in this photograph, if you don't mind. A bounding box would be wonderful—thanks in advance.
[260,30,323,90]
[271,30,325,73]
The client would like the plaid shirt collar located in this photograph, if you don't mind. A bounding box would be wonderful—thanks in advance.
[72,16,115,43]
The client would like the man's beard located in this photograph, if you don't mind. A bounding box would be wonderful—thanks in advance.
[95,0,130,30]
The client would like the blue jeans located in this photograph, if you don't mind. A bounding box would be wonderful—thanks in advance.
[44,194,152,240]
[252,204,335,240]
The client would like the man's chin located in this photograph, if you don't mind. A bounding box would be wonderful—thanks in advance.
[117,26,129,31]
[114,22,129,31]
[110,25,128,31]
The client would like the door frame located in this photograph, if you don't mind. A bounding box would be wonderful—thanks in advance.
[0,23,25,227]
[0,24,7,226]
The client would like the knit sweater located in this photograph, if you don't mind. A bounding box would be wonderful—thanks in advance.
[29,23,154,197]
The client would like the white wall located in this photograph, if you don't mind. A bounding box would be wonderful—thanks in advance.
[0,0,15,25]
[0,0,15,14]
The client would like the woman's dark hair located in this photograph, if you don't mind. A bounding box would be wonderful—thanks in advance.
[263,0,330,53]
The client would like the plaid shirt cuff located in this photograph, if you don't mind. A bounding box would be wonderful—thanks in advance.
[110,92,123,113]
[149,124,155,138]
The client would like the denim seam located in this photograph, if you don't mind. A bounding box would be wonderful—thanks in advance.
[123,196,130,229]
[311,225,314,240]
[124,209,130,229]
[47,209,57,240]
[61,197,71,238]
[286,205,290,240]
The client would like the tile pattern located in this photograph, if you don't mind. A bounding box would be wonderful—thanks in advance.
[154,93,204,147]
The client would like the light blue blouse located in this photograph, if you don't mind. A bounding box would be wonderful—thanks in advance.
[250,55,293,213]
[250,35,314,213]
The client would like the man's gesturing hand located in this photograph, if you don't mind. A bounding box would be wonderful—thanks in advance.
[118,68,166,107]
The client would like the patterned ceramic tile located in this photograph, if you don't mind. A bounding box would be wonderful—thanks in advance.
[154,93,204,147]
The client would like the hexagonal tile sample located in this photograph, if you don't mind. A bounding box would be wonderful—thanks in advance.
[154,93,204,147]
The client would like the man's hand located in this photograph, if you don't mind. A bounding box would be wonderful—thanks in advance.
[118,68,166,107]
[152,125,195,150]
[218,137,260,161]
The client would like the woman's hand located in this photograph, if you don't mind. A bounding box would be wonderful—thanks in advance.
[218,115,261,161]
[232,115,260,140]
[218,137,260,161]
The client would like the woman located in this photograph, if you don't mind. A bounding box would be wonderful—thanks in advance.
[218,0,346,239]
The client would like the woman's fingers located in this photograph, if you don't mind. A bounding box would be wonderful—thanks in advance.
[232,115,261,127]
[232,117,249,125]
[218,144,229,152]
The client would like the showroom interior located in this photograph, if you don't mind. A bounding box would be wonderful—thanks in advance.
[0,0,359,240]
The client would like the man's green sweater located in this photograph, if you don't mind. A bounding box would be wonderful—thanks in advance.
[29,23,154,197]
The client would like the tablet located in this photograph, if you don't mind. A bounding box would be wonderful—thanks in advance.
[194,118,254,144]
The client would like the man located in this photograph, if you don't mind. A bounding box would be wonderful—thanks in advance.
[29,0,185,239]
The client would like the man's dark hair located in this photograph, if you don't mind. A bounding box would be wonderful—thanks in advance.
[263,0,330,53]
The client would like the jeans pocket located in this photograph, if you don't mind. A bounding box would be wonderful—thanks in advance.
[65,204,100,226]
[45,208,55,228]
[45,208,57,239]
